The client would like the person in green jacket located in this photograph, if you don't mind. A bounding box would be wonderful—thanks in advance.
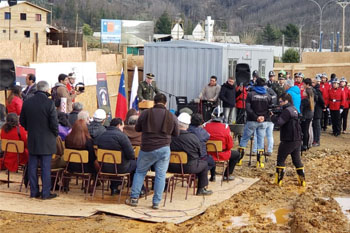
[137,73,160,102]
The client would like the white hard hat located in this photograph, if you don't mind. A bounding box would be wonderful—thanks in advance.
[93,109,106,121]
[177,112,191,125]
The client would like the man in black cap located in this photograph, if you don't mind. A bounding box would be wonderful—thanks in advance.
[137,73,160,102]
[268,70,285,100]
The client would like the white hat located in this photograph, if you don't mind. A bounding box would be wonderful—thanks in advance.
[93,109,106,121]
[177,112,191,125]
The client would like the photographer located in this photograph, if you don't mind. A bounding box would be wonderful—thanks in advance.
[271,93,305,187]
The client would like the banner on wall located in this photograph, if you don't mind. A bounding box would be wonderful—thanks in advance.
[16,66,36,88]
[96,73,112,121]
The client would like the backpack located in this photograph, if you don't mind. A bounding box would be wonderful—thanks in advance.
[51,86,61,107]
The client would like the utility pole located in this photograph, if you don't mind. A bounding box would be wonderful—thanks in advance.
[75,13,78,47]
[337,1,350,52]
[299,27,302,62]
[282,34,285,56]
[308,0,336,51]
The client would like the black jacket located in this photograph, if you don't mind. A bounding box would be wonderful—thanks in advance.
[246,87,272,122]
[300,98,314,120]
[170,130,202,170]
[272,103,302,142]
[187,125,210,158]
[22,83,37,101]
[68,111,79,127]
[96,126,135,173]
[313,84,325,119]
[20,91,58,154]
[219,82,236,108]
[88,121,106,143]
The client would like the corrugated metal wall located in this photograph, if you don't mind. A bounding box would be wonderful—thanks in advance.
[144,43,223,110]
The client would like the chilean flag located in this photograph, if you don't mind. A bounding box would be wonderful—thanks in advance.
[115,69,127,120]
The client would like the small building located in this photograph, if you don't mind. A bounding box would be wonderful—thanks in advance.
[0,1,49,44]
[144,40,274,109]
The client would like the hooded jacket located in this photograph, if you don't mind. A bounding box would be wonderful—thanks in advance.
[286,86,301,113]
[246,86,272,122]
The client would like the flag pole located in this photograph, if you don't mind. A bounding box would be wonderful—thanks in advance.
[122,45,129,108]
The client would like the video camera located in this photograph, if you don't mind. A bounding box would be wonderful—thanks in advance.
[75,82,85,93]
[269,104,282,116]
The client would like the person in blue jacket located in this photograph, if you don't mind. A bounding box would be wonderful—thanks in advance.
[284,79,301,113]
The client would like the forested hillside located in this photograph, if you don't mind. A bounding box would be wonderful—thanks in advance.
[29,0,350,48]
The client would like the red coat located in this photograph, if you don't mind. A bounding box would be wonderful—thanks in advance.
[1,126,29,172]
[294,82,304,99]
[235,86,247,109]
[341,87,349,109]
[328,88,346,111]
[203,121,233,161]
[320,82,330,106]
[6,96,23,115]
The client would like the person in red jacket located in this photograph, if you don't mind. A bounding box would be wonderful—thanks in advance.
[340,77,349,133]
[1,113,29,172]
[235,84,247,124]
[320,73,330,131]
[294,72,304,97]
[328,78,346,136]
[6,85,23,116]
[203,107,240,180]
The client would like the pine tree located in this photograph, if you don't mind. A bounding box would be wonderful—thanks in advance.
[281,24,298,46]
[155,11,172,34]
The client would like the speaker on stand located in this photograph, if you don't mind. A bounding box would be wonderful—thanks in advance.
[0,59,16,102]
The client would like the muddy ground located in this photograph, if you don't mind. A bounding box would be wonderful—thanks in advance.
[1,129,350,233]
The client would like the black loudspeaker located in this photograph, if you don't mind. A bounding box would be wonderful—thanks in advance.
[0,59,16,91]
[236,63,251,87]
[177,103,199,116]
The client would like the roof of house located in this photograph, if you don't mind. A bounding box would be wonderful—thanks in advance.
[0,1,50,13]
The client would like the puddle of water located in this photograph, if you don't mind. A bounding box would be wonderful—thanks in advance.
[265,208,291,224]
[334,197,350,221]
[227,214,250,229]
[274,208,291,224]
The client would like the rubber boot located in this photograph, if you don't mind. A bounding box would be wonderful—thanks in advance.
[274,166,285,186]
[296,167,306,187]
[237,147,245,166]
[256,149,265,168]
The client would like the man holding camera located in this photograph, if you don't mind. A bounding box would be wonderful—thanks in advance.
[237,78,272,168]
[66,73,82,102]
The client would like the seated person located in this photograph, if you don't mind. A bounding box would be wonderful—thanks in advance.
[1,113,29,172]
[68,102,83,126]
[203,108,240,180]
[187,113,216,182]
[169,113,213,196]
[58,112,71,141]
[65,119,98,174]
[96,118,136,195]
[88,109,107,143]
[123,115,142,146]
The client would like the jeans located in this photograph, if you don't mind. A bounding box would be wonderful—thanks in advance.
[130,146,170,205]
[223,107,235,124]
[239,121,267,150]
[252,121,274,153]
[28,154,52,198]
[312,119,321,144]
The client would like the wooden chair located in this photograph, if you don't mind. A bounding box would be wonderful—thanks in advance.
[59,148,91,199]
[91,149,130,203]
[1,139,25,188]
[133,146,140,159]
[206,140,229,186]
[19,154,64,193]
[145,171,175,207]
[168,151,196,200]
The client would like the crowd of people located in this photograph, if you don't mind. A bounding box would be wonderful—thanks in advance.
[0,69,348,208]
